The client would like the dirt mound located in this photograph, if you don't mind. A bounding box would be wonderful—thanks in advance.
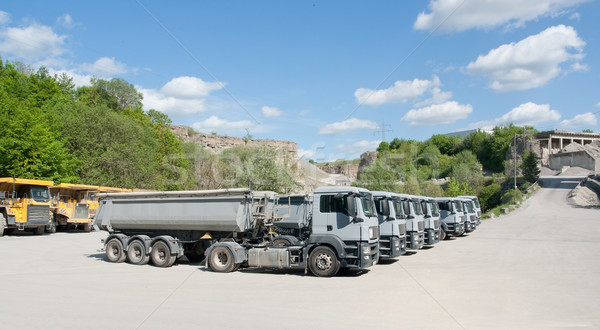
[559,166,593,176]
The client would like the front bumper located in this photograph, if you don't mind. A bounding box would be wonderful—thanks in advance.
[424,228,440,245]
[406,231,425,250]
[379,235,406,258]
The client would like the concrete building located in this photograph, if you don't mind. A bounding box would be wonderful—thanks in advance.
[548,141,600,172]
[535,130,600,166]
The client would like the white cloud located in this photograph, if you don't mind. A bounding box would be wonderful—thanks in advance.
[0,11,10,25]
[559,112,597,128]
[57,14,76,29]
[569,12,581,20]
[596,102,600,107]
[49,68,94,86]
[139,76,224,116]
[466,102,561,130]
[570,62,588,71]
[414,0,590,32]
[261,106,283,118]
[160,76,224,98]
[298,148,315,159]
[337,140,382,153]
[78,57,127,76]
[402,101,472,126]
[0,23,67,61]
[414,87,453,107]
[318,118,379,135]
[191,116,255,136]
[466,25,585,91]
[355,77,439,107]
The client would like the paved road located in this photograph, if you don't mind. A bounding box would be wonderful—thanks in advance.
[0,176,599,329]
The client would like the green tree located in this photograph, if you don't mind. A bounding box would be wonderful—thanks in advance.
[353,160,400,192]
[0,61,76,181]
[445,177,475,197]
[426,134,461,155]
[520,150,541,183]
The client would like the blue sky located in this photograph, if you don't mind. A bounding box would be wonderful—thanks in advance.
[1,1,599,161]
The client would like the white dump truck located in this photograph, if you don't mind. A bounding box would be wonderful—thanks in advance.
[372,191,407,259]
[457,195,482,225]
[396,194,425,250]
[94,186,380,277]
[417,196,441,245]
[435,197,466,239]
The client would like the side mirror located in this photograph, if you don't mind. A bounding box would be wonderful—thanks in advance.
[353,217,364,223]
[346,195,357,217]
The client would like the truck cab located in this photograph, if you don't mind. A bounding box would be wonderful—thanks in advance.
[310,186,380,271]
[0,178,54,236]
[50,183,100,231]
[396,194,425,250]
[459,198,478,232]
[417,196,441,245]
[435,197,466,240]
[372,191,407,259]
[457,195,482,225]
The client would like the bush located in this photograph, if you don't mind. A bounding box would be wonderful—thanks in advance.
[479,183,501,211]
[501,189,523,204]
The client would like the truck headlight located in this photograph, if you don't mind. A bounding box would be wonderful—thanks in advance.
[362,245,371,255]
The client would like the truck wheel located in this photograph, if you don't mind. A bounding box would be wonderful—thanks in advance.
[208,246,236,273]
[46,220,57,234]
[127,240,149,265]
[106,238,126,263]
[150,240,175,267]
[35,226,45,235]
[0,214,5,237]
[309,246,340,277]
[440,228,446,241]
[83,223,91,232]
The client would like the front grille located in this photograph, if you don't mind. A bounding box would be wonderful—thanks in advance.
[74,204,90,219]
[27,205,50,225]
[417,221,424,232]
[370,226,379,240]
[398,223,406,235]
[433,219,440,229]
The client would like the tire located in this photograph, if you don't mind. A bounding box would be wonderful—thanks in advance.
[127,240,149,265]
[106,238,126,263]
[46,220,57,234]
[0,214,5,237]
[35,226,45,235]
[439,228,446,241]
[150,240,175,267]
[82,223,91,232]
[308,246,340,277]
[208,246,236,273]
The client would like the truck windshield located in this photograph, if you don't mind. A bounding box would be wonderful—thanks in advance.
[393,200,406,218]
[430,201,440,217]
[473,198,481,208]
[31,187,50,202]
[360,196,376,218]
[412,200,423,215]
[453,201,464,212]
[466,201,475,213]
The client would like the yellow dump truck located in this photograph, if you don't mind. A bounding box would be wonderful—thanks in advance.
[50,183,101,232]
[0,177,54,236]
